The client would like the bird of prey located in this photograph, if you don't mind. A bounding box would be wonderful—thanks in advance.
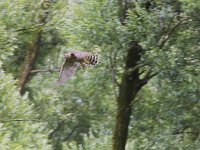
[56,51,98,85]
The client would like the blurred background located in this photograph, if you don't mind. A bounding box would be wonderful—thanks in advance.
[0,0,199,149]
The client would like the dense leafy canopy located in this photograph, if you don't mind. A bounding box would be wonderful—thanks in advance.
[0,0,199,149]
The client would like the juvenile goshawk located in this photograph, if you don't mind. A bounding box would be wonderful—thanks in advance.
[56,51,98,84]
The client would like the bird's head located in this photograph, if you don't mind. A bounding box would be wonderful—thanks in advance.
[64,52,76,59]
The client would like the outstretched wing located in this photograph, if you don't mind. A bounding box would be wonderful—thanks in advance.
[56,59,80,85]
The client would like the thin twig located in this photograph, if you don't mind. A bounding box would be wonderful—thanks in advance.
[16,23,46,32]
[137,72,158,88]
[0,119,37,123]
[31,68,60,73]
[109,51,120,87]
[158,19,186,49]
[173,131,199,135]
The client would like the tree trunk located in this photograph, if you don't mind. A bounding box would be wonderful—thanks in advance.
[118,0,127,24]
[112,0,157,149]
[18,0,50,95]
[18,32,42,95]
[112,42,143,150]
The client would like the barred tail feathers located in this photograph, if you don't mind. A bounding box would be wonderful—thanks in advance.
[72,51,98,67]
[87,53,98,66]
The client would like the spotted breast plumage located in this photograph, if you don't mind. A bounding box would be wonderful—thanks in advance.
[56,51,98,84]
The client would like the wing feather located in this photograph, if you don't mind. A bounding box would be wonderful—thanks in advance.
[56,60,80,85]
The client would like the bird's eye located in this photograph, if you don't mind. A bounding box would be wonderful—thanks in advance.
[70,53,75,57]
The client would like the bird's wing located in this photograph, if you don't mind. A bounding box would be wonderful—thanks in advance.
[56,60,80,85]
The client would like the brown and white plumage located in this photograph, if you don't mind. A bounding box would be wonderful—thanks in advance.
[56,51,98,85]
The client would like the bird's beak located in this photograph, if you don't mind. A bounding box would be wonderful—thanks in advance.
[64,52,70,58]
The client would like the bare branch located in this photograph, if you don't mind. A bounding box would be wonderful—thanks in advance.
[108,51,120,99]
[16,23,46,32]
[31,68,60,73]
[129,96,144,107]
[173,131,199,135]
[137,71,158,88]
[108,51,120,87]
[111,63,120,87]
[158,18,186,49]
[0,119,37,123]
[63,124,79,141]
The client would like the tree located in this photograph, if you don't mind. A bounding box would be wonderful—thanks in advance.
[0,0,199,149]
[0,63,51,149]
[64,0,200,149]
[112,0,155,149]
[17,0,51,95]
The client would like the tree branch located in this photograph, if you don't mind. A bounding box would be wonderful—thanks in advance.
[158,19,185,49]
[110,62,120,87]
[108,50,120,86]
[0,119,37,123]
[17,0,52,95]
[31,68,60,73]
[63,124,79,141]
[16,23,46,33]
[173,131,199,135]
[137,71,158,88]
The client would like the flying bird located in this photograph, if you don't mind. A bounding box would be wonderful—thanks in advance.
[56,51,98,85]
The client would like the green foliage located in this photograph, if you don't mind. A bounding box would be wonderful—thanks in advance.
[0,0,199,149]
[0,21,17,64]
[64,129,112,150]
[0,64,51,149]
[125,1,200,149]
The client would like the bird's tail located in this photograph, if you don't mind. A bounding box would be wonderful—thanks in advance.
[87,53,98,66]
